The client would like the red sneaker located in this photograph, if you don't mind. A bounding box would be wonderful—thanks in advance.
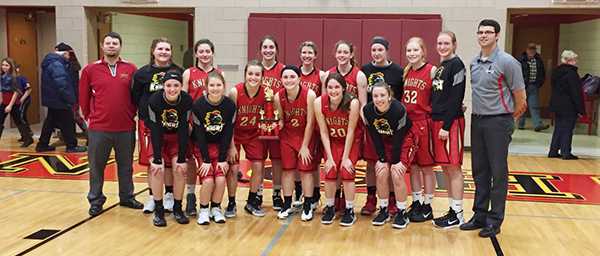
[360,194,377,215]
[388,195,398,217]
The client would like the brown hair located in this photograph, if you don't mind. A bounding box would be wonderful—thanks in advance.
[259,35,279,61]
[148,37,180,71]
[194,38,215,67]
[438,31,457,54]
[334,40,357,67]
[206,71,225,86]
[325,72,356,114]
[299,41,318,55]
[1,57,22,95]
[371,81,394,99]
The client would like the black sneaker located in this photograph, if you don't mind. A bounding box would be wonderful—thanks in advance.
[392,209,409,229]
[173,210,190,224]
[153,207,167,227]
[321,206,336,224]
[35,145,56,152]
[244,202,265,217]
[407,201,425,222]
[65,146,87,153]
[421,203,433,221]
[185,193,197,216]
[224,201,236,218]
[273,196,283,210]
[432,208,464,228]
[340,208,356,226]
[372,207,390,226]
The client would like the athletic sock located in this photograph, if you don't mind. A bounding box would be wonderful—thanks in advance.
[379,198,389,208]
[313,187,321,199]
[451,199,463,213]
[149,188,153,196]
[174,200,182,212]
[326,198,335,207]
[211,202,221,209]
[200,204,209,209]
[411,191,422,203]
[186,184,196,195]
[229,196,235,203]
[367,186,376,195]
[257,184,264,196]
[345,200,354,209]
[396,200,407,211]
[154,199,163,208]
[424,194,434,205]
[248,192,257,204]
[165,186,174,194]
[294,181,302,194]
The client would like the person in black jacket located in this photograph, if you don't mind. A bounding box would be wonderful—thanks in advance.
[517,43,549,132]
[548,50,586,160]
[36,43,86,153]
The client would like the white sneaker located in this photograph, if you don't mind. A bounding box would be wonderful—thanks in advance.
[277,207,292,219]
[301,208,313,221]
[292,192,303,207]
[211,207,226,223]
[197,208,210,225]
[164,192,174,212]
[143,195,155,213]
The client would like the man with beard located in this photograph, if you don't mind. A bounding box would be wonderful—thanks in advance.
[80,32,143,216]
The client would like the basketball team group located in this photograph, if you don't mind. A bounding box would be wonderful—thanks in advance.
[75,18,525,238]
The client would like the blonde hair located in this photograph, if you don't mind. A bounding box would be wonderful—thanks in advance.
[561,50,578,63]
[402,37,427,80]
[438,31,457,54]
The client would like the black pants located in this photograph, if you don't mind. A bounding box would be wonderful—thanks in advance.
[470,113,514,227]
[0,103,25,125]
[549,114,578,157]
[37,108,78,149]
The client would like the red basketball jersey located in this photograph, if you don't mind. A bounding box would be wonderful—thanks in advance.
[262,61,285,93]
[300,67,322,97]
[328,66,359,95]
[403,63,434,120]
[234,82,266,131]
[279,85,310,134]
[187,67,222,101]
[320,94,363,144]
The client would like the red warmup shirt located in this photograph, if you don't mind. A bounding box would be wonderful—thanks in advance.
[186,66,222,101]
[403,63,434,120]
[300,67,322,97]
[262,62,285,93]
[79,58,138,131]
[234,82,266,132]
[328,66,359,95]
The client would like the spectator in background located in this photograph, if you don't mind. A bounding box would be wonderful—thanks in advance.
[517,43,549,132]
[548,50,586,160]
[36,42,86,153]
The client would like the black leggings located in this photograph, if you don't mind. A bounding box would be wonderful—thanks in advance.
[0,103,25,125]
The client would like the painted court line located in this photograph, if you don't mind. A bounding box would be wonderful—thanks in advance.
[16,187,149,256]
[0,190,25,202]
[261,209,299,256]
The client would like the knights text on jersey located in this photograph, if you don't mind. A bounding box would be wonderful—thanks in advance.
[328,66,359,95]
[403,63,434,120]
[234,82,266,131]
[300,67,322,96]
[262,62,285,93]
[187,66,222,101]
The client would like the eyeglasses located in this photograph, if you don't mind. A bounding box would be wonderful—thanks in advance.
[476,31,496,35]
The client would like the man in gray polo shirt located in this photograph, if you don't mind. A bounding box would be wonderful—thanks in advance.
[459,19,526,237]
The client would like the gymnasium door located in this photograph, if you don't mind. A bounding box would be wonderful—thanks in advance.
[512,25,558,118]
[7,11,40,124]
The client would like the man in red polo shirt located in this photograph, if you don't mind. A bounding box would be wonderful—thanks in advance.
[80,32,143,216]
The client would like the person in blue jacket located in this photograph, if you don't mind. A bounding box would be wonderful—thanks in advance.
[35,42,86,153]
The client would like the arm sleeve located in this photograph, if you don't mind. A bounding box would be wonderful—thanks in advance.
[131,75,143,106]
[192,103,211,163]
[53,63,77,106]
[567,73,586,115]
[148,101,164,164]
[218,102,236,162]
[363,105,388,163]
[442,64,466,131]
[391,108,412,165]
[79,67,91,119]
[176,104,191,164]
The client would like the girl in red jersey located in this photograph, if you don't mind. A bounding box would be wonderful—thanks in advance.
[431,31,467,228]
[402,37,438,223]
[324,40,368,213]
[192,72,236,225]
[259,35,285,210]
[273,65,316,221]
[181,38,224,216]
[315,73,362,226]
[298,41,327,208]
[227,60,267,217]
[131,37,184,214]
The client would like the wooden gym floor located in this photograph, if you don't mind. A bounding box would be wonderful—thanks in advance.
[1,135,599,256]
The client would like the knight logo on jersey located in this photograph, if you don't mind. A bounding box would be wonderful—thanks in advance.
[374,118,393,135]
[204,110,224,135]
[150,72,166,92]
[367,72,385,93]
[432,66,445,91]
[161,109,179,129]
